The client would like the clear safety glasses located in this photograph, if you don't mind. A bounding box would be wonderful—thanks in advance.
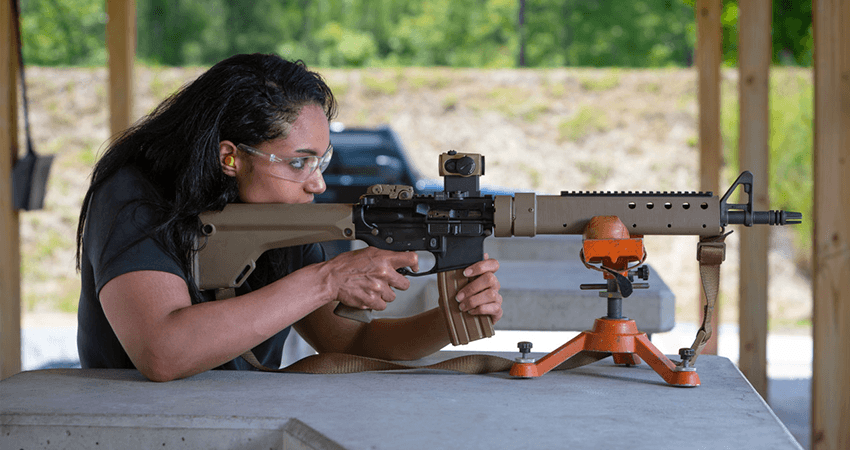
[237,143,333,183]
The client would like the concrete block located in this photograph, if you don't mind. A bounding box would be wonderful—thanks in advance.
[494,260,675,332]
[483,235,584,261]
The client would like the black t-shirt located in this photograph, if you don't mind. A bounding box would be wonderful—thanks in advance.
[77,166,326,371]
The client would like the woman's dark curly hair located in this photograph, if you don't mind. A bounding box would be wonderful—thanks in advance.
[76,53,337,302]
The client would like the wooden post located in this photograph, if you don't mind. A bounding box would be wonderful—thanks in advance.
[812,0,850,448]
[107,0,136,138]
[696,0,722,355]
[737,0,771,399]
[0,0,21,380]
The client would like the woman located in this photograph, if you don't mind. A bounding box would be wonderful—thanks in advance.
[75,53,502,381]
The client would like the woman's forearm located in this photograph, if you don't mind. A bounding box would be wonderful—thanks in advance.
[101,263,335,381]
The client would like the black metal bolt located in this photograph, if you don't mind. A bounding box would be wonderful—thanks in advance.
[679,347,695,365]
[518,341,533,359]
[636,265,650,280]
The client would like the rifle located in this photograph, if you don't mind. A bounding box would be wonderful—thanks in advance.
[193,151,801,347]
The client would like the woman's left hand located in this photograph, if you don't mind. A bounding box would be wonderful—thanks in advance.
[455,254,503,323]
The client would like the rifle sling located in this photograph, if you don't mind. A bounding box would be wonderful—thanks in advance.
[211,287,528,375]
[682,233,729,367]
[240,349,610,375]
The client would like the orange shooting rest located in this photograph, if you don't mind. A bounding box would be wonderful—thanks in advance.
[509,216,700,387]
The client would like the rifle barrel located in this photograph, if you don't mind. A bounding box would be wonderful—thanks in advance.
[726,210,803,226]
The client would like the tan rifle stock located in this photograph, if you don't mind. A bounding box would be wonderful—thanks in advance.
[194,203,356,290]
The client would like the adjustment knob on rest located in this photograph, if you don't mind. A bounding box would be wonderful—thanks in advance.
[679,347,696,367]
[516,341,535,363]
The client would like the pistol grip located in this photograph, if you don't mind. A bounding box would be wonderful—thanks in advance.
[437,268,495,346]
[333,303,373,323]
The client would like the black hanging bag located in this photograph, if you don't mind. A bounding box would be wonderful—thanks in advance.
[11,0,53,211]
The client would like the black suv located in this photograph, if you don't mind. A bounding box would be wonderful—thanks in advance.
[317,124,431,256]
[317,124,433,204]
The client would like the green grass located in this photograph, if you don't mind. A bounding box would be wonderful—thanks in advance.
[485,86,530,110]
[546,80,568,98]
[35,229,67,261]
[23,278,80,313]
[326,78,350,99]
[721,69,813,268]
[576,160,613,187]
[78,144,101,166]
[465,86,547,122]
[637,81,662,94]
[441,93,459,111]
[406,71,452,90]
[520,103,550,122]
[519,163,542,189]
[558,106,610,142]
[22,228,68,282]
[56,281,82,313]
[362,69,402,96]
[579,71,622,91]
[149,67,192,101]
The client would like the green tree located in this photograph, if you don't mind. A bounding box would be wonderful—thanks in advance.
[19,0,816,68]
[19,0,106,66]
[772,0,812,65]
[699,0,813,67]
[137,0,225,65]
[523,0,694,67]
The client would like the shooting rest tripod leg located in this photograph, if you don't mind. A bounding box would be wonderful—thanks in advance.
[509,333,589,378]
[632,334,700,387]
[587,319,700,387]
[510,318,700,387]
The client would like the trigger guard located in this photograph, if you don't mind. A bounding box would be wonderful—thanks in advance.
[397,264,470,277]
[397,267,434,277]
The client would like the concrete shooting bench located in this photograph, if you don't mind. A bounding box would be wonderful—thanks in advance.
[2,237,797,449]
[0,353,801,449]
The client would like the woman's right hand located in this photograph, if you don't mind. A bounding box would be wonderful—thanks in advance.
[321,247,419,311]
